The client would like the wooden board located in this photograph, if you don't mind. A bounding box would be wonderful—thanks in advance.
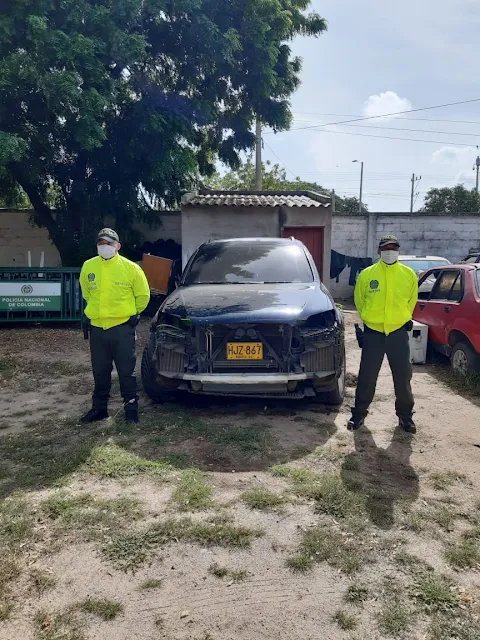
[141,254,173,295]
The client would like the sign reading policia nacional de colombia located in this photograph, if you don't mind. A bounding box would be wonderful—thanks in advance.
[0,282,62,311]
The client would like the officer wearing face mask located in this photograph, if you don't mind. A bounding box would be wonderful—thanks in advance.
[348,235,418,434]
[79,228,150,425]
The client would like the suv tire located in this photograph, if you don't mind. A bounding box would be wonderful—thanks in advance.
[450,341,479,376]
[316,352,346,406]
[141,333,172,403]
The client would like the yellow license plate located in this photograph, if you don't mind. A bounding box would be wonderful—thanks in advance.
[226,342,263,360]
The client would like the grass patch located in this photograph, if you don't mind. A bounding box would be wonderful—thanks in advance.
[444,370,480,396]
[208,563,248,582]
[269,464,319,485]
[241,486,285,512]
[0,602,14,622]
[0,423,95,492]
[77,597,123,621]
[0,496,35,549]
[34,609,86,640]
[103,518,263,571]
[377,601,413,637]
[345,583,370,604]
[444,539,480,569]
[332,609,357,631]
[286,524,367,575]
[30,569,56,594]
[310,473,366,519]
[343,454,360,472]
[0,557,20,601]
[394,551,433,575]
[172,470,213,511]
[411,574,460,612]
[41,492,144,541]
[428,613,480,640]
[401,508,424,533]
[160,453,191,469]
[84,445,173,478]
[430,504,456,531]
[270,467,366,521]
[429,471,465,491]
[145,410,273,456]
[138,579,162,591]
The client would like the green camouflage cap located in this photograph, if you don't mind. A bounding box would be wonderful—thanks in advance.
[97,228,119,243]
[379,234,400,248]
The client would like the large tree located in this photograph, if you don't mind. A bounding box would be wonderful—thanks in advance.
[207,157,369,212]
[0,0,326,265]
[421,184,480,214]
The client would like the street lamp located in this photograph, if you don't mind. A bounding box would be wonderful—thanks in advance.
[352,160,364,213]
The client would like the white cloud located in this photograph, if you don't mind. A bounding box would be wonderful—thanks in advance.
[431,145,478,166]
[363,91,413,120]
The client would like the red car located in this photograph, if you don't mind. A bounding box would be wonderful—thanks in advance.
[414,264,480,375]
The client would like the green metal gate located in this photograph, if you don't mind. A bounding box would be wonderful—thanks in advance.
[0,268,84,323]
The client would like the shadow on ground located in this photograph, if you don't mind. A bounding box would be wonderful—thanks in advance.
[341,424,419,530]
[0,394,339,499]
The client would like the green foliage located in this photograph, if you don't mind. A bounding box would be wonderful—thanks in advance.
[207,156,368,212]
[0,0,326,264]
[421,184,480,214]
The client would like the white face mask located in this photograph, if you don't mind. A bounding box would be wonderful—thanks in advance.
[97,244,117,260]
[381,250,399,265]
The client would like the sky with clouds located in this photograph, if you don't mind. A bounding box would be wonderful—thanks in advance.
[261,0,480,212]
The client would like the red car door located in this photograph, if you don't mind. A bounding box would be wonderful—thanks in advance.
[415,269,463,349]
[415,268,442,333]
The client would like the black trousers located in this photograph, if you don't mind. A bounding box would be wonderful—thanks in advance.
[353,325,414,420]
[90,323,137,411]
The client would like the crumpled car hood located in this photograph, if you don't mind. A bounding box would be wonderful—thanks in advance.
[160,283,334,325]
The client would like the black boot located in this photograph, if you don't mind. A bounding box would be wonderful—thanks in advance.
[399,417,416,434]
[124,400,139,425]
[347,415,365,431]
[80,408,109,424]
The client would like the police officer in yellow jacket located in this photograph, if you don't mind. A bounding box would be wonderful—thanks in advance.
[348,235,418,433]
[79,228,150,424]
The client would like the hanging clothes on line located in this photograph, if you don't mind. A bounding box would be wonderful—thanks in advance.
[330,250,373,286]
[330,250,349,282]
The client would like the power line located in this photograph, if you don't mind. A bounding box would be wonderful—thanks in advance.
[288,97,480,132]
[262,139,297,178]
[292,111,480,126]
[279,127,479,147]
[290,121,480,138]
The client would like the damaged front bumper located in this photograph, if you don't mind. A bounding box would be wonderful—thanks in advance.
[152,317,344,398]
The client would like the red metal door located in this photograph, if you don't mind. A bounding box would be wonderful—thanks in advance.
[282,226,324,279]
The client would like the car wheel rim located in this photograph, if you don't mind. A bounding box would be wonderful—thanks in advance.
[452,349,468,376]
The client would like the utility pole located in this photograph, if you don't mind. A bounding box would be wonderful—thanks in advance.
[410,173,422,213]
[255,118,262,190]
[331,189,336,213]
[352,160,364,213]
[475,156,480,194]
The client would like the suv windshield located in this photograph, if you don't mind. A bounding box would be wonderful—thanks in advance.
[400,259,450,272]
[184,242,314,285]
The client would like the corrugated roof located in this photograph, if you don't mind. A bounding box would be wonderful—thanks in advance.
[182,190,330,208]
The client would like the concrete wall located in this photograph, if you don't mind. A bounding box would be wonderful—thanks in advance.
[0,210,62,267]
[329,211,480,298]
[181,206,279,267]
[181,205,333,280]
[135,211,181,245]
[0,209,182,267]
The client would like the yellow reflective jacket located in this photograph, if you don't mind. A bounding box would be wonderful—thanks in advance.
[354,260,418,335]
[80,254,151,330]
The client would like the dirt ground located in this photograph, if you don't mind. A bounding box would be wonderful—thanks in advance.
[1,312,480,640]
